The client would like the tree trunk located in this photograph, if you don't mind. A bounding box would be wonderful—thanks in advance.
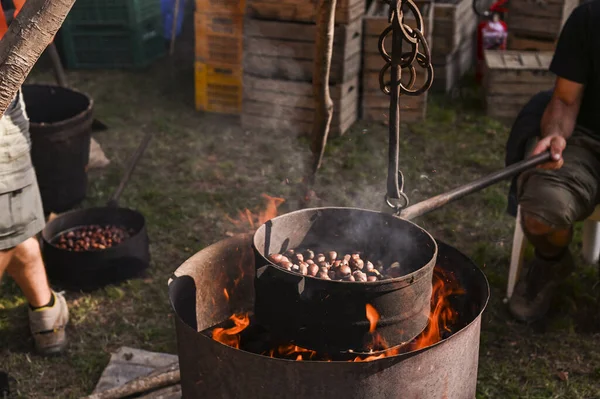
[310,0,337,177]
[0,0,76,117]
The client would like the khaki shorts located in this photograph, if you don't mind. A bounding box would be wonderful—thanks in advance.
[518,126,600,228]
[0,91,46,250]
[0,170,45,250]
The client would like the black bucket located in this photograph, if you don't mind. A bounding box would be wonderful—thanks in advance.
[22,84,93,215]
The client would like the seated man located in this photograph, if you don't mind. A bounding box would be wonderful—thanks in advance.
[508,0,600,321]
[0,89,69,355]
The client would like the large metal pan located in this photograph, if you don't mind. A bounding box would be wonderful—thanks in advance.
[253,151,552,353]
[41,132,152,291]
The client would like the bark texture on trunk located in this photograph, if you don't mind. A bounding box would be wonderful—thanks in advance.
[310,0,337,176]
[0,0,76,116]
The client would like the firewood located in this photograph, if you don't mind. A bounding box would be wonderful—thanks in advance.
[82,363,181,399]
[0,0,76,117]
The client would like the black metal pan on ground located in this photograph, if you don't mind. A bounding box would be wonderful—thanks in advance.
[253,151,552,353]
[41,133,152,292]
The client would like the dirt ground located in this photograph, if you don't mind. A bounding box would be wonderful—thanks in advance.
[0,39,599,398]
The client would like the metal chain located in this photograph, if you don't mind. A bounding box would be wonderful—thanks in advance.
[379,0,434,213]
[379,0,434,97]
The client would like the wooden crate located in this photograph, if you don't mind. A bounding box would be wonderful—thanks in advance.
[247,0,366,25]
[507,32,557,52]
[422,0,477,91]
[483,50,555,120]
[506,0,578,40]
[244,17,363,84]
[196,0,246,14]
[195,62,243,114]
[362,0,433,122]
[241,74,358,136]
[431,34,474,92]
[432,0,477,58]
[195,12,245,64]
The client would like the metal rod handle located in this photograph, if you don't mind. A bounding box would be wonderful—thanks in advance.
[398,151,553,220]
[107,132,153,207]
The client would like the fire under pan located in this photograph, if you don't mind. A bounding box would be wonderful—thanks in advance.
[169,234,489,399]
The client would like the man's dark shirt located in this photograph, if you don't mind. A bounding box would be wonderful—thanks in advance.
[550,0,600,134]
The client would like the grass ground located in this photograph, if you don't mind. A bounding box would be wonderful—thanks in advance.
[0,54,599,398]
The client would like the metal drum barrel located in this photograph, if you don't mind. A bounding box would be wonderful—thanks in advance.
[22,84,93,215]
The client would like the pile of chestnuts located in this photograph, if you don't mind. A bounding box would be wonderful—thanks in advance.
[268,249,404,282]
[53,225,134,252]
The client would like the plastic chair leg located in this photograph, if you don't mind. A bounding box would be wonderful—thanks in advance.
[507,207,527,301]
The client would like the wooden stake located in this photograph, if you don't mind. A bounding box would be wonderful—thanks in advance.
[0,0,76,117]
[310,0,337,176]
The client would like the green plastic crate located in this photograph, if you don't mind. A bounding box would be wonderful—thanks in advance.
[65,0,161,27]
[60,17,166,69]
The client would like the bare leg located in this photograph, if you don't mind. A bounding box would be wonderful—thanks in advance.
[0,247,16,281]
[5,237,52,308]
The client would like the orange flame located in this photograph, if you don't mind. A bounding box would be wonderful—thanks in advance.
[209,266,464,362]
[366,304,379,333]
[268,344,321,361]
[411,267,465,351]
[211,313,250,349]
[228,193,285,232]
[223,288,230,301]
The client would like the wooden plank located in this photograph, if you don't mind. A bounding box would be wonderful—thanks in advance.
[485,70,554,85]
[245,17,362,46]
[507,33,557,51]
[362,93,426,108]
[430,32,473,65]
[92,347,179,395]
[244,74,358,98]
[483,50,553,70]
[363,1,433,38]
[244,50,361,83]
[430,37,474,92]
[483,50,556,119]
[507,15,563,39]
[242,75,359,121]
[506,0,578,39]
[244,17,362,83]
[243,96,357,125]
[432,16,477,56]
[431,0,477,57]
[362,106,426,123]
[246,0,365,24]
[241,74,359,137]
[509,0,568,18]
[362,70,429,93]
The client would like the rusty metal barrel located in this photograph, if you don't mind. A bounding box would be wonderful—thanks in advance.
[169,234,490,399]
[22,84,93,215]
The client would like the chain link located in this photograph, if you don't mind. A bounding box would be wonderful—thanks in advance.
[379,0,433,214]
[378,0,434,97]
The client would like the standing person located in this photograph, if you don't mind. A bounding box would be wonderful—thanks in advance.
[508,0,600,321]
[0,0,69,355]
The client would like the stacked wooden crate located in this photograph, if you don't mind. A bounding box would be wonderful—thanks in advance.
[194,0,246,114]
[361,0,433,123]
[430,0,478,92]
[241,0,366,136]
[506,0,578,51]
[483,50,555,120]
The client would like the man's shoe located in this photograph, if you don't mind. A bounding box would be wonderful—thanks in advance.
[28,291,69,355]
[509,250,575,322]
